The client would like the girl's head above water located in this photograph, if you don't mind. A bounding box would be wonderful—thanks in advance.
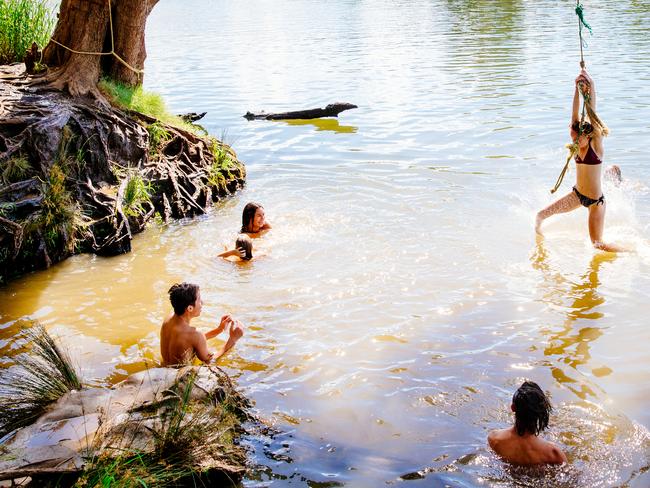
[571,120,593,136]
[236,234,253,260]
[241,202,265,233]
[511,381,552,436]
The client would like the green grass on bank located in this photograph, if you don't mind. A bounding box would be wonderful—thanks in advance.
[98,78,205,136]
[0,0,55,64]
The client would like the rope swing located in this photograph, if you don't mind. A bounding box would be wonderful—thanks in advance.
[48,0,144,77]
[550,1,609,194]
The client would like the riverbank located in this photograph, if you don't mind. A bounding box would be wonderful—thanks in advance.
[0,323,252,487]
[0,63,245,285]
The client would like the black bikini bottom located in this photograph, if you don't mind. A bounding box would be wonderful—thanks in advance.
[573,186,605,208]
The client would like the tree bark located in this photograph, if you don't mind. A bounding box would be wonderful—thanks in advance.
[41,0,158,96]
[107,0,159,86]
[42,0,109,97]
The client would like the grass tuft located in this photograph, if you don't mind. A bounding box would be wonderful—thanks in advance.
[146,121,171,154]
[207,138,235,191]
[0,322,81,438]
[98,78,204,136]
[0,154,30,184]
[39,163,88,251]
[0,0,55,64]
[122,171,152,218]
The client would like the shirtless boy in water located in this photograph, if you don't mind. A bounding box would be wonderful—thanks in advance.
[160,282,244,366]
[488,381,567,465]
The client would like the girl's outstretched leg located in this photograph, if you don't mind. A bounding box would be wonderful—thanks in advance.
[536,191,581,235]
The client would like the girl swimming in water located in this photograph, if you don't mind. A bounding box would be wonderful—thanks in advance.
[218,234,254,262]
[535,69,625,252]
[241,202,272,236]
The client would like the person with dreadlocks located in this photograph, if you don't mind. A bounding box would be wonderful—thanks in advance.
[535,69,625,252]
[488,381,567,465]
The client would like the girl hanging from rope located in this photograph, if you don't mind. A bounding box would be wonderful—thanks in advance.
[535,69,626,252]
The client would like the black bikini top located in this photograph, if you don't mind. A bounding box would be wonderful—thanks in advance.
[575,142,602,166]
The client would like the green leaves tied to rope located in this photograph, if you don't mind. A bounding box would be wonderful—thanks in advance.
[575,2,592,35]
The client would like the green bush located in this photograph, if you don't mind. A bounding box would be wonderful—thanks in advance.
[0,0,55,64]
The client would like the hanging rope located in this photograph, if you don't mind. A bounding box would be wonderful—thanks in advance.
[549,1,608,194]
[48,0,144,76]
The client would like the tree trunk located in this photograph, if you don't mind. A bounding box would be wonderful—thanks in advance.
[41,0,158,96]
[42,0,109,97]
[106,0,159,86]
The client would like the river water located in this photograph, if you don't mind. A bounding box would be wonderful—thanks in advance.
[2,0,650,486]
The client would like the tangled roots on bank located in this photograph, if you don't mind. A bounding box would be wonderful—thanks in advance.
[0,65,246,284]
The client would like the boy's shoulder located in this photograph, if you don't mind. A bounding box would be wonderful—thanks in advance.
[488,428,510,443]
[539,438,567,464]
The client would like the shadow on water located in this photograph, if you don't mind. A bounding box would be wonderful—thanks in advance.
[282,118,358,134]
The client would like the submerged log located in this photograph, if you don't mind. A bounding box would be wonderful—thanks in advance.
[244,102,357,120]
[0,64,245,283]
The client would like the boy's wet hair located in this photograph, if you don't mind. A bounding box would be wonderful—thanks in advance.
[241,202,263,233]
[512,381,552,436]
[236,234,253,260]
[168,282,199,315]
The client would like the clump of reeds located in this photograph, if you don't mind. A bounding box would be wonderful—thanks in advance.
[0,154,31,184]
[78,367,248,487]
[206,136,236,191]
[0,322,81,438]
[122,171,153,218]
[38,163,89,252]
[0,0,55,64]
[146,121,171,154]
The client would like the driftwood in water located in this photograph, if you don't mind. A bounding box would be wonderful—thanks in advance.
[180,111,207,123]
[244,102,357,120]
[0,65,245,284]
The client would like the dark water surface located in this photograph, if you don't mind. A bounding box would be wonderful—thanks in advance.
[2,1,650,486]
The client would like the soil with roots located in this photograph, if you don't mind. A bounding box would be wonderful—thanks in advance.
[0,65,245,284]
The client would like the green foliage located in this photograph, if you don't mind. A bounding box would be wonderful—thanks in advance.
[0,154,30,184]
[210,139,233,170]
[0,322,81,437]
[56,126,91,177]
[146,121,171,154]
[207,139,235,190]
[39,163,87,251]
[0,202,16,217]
[98,78,203,135]
[76,451,192,488]
[122,171,152,218]
[0,0,55,64]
